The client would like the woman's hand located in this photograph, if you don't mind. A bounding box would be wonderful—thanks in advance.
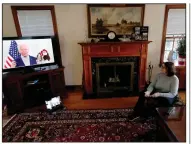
[144,91,151,97]
[151,92,160,98]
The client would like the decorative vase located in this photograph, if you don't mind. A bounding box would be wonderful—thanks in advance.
[178,55,186,65]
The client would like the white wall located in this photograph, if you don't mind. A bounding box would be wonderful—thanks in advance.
[144,4,166,80]
[3,4,166,85]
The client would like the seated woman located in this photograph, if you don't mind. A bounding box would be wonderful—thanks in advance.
[131,62,179,119]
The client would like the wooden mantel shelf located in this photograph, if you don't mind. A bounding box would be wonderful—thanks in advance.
[78,41,152,95]
[78,41,152,45]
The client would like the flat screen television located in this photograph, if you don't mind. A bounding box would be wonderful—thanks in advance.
[2,36,60,72]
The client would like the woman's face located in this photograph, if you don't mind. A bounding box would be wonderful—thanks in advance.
[43,51,48,56]
[161,63,167,74]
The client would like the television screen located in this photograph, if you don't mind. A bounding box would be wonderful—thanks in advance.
[3,38,55,70]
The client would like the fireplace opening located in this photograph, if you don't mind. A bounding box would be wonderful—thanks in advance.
[96,62,134,94]
[88,57,139,98]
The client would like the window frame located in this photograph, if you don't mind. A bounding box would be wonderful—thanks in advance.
[160,4,186,65]
[11,5,58,37]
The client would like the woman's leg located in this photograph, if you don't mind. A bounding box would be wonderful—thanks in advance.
[154,97,175,107]
[133,91,147,116]
[131,91,175,120]
[145,97,175,117]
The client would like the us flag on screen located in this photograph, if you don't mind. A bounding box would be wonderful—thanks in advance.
[4,40,21,69]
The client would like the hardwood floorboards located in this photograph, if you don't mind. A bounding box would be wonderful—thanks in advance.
[178,91,186,104]
[64,91,138,110]
[63,90,186,110]
[2,90,186,127]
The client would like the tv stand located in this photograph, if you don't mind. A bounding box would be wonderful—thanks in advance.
[3,68,66,115]
[22,67,35,74]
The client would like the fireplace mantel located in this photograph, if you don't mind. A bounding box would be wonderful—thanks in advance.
[78,41,152,95]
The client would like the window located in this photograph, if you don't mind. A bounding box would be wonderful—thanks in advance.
[160,4,186,64]
[11,5,62,67]
[11,6,58,37]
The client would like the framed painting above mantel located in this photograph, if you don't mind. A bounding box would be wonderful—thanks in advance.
[87,4,145,38]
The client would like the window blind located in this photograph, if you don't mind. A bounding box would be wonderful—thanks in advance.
[17,10,54,36]
[166,9,186,35]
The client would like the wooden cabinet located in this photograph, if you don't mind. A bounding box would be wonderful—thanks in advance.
[175,66,186,89]
[4,81,24,114]
[50,70,66,95]
[3,68,66,115]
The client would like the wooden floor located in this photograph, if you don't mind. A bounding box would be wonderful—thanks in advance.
[63,90,186,110]
[2,90,186,127]
[178,91,186,104]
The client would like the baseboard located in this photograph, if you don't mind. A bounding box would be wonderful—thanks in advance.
[178,89,186,91]
[65,85,83,91]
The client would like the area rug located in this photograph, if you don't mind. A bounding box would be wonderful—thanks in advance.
[3,109,157,142]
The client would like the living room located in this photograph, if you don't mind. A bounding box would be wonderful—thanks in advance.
[2,3,187,142]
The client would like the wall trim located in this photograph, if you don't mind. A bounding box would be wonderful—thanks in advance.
[65,85,83,91]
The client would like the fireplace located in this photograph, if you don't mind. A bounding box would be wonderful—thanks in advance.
[79,41,151,98]
[91,57,139,96]
[97,63,134,92]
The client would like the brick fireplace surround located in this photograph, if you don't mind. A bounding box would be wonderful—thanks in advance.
[79,41,151,96]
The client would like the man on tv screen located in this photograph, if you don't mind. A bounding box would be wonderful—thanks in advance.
[3,39,55,69]
[11,44,37,68]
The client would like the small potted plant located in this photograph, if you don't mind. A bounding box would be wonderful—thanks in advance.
[177,36,186,65]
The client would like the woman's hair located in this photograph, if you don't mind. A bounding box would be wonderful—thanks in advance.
[163,62,176,76]
[43,53,50,61]
[36,53,42,61]
[40,49,50,61]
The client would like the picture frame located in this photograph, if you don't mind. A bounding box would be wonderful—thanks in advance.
[141,26,149,40]
[134,26,149,41]
[87,4,145,38]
